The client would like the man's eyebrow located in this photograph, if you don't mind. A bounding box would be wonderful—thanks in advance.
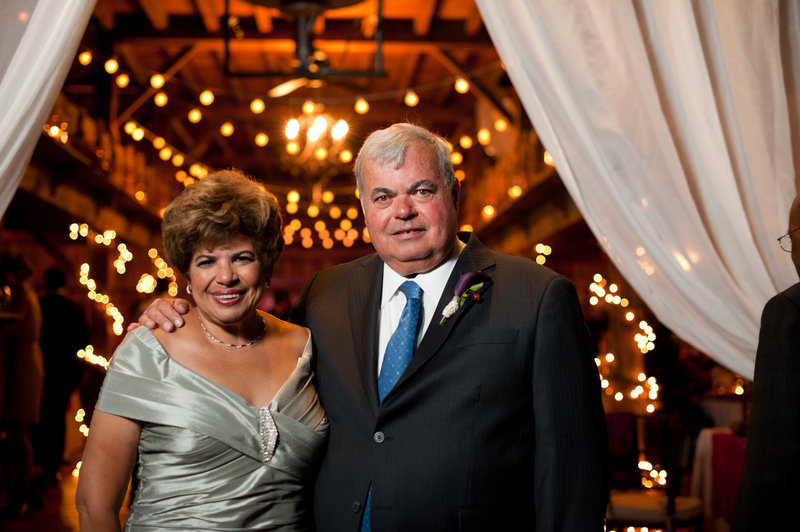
[405,179,437,193]
[369,187,394,197]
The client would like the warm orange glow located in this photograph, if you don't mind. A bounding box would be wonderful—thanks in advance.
[199,90,215,106]
[78,51,92,65]
[220,122,234,137]
[255,132,269,147]
[508,185,523,198]
[104,59,119,74]
[153,91,168,107]
[115,73,129,88]
[404,91,419,107]
[354,98,369,114]
[187,108,202,123]
[150,74,165,89]
[250,98,265,114]
[454,77,470,94]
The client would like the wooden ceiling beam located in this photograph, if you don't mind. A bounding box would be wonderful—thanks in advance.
[169,116,199,150]
[92,1,115,31]
[194,0,221,33]
[428,47,512,124]
[414,0,439,36]
[137,0,169,31]
[114,37,495,55]
[253,7,275,33]
[464,2,484,35]
[110,46,200,130]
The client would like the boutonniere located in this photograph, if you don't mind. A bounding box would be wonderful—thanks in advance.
[439,270,492,325]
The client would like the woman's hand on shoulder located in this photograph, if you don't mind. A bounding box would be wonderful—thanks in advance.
[128,297,192,332]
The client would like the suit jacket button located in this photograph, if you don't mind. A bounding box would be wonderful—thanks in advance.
[373,431,385,443]
[351,501,361,512]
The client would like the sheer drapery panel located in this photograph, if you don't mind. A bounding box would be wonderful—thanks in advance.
[0,0,96,217]
[476,0,800,378]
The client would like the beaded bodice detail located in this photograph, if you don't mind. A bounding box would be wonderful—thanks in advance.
[259,405,278,462]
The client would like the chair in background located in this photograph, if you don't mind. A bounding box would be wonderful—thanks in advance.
[605,411,703,532]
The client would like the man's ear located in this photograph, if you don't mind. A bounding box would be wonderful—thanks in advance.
[451,179,461,211]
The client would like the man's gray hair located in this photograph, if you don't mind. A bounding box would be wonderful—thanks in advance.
[354,123,456,198]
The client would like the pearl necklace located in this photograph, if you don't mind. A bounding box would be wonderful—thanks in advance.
[199,315,266,349]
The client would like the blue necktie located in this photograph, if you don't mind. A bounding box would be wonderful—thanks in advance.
[378,280,422,402]
[361,281,422,532]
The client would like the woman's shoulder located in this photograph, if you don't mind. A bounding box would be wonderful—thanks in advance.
[262,312,311,356]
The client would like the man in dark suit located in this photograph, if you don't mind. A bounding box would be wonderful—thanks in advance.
[732,193,800,531]
[138,123,608,530]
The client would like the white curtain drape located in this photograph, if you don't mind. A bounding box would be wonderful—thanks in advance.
[0,0,96,217]
[476,0,800,379]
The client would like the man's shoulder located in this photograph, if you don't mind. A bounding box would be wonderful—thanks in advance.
[770,281,800,309]
[489,248,562,283]
[316,252,379,278]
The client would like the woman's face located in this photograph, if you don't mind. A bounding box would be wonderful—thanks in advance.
[188,234,268,327]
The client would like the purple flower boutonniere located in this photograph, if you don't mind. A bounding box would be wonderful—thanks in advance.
[439,270,492,325]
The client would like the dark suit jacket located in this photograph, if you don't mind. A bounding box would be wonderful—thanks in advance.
[292,233,608,531]
[732,281,800,531]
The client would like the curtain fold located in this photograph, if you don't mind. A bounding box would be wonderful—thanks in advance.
[477,0,799,379]
[0,0,96,217]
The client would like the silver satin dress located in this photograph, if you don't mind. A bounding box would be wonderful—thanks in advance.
[95,326,328,531]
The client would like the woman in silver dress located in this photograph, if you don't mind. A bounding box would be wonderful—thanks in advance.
[76,170,327,531]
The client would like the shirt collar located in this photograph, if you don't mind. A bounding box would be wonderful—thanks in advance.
[380,239,466,307]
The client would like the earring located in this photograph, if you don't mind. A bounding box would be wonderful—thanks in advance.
[186,285,192,295]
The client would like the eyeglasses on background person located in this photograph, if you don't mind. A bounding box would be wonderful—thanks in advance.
[778,226,800,252]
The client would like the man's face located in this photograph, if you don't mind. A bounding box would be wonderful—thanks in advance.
[360,143,458,277]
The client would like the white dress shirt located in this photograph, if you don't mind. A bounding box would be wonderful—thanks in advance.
[376,242,464,376]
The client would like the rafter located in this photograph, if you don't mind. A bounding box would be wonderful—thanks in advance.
[413,0,439,35]
[138,0,169,31]
[428,47,512,124]
[194,0,220,32]
[112,47,201,130]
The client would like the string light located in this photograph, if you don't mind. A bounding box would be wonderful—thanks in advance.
[104,58,118,74]
[250,98,265,114]
[454,76,470,94]
[153,91,168,107]
[354,98,369,114]
[220,122,234,137]
[150,74,165,89]
[404,90,419,107]
[199,89,215,105]
[533,242,551,265]
[591,273,658,414]
[187,108,202,123]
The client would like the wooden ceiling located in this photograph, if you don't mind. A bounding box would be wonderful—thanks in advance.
[64,0,513,195]
[8,0,601,293]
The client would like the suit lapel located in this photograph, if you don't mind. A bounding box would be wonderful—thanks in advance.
[391,233,496,393]
[347,254,383,412]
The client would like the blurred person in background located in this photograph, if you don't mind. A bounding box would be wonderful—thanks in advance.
[35,267,89,485]
[0,250,44,519]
